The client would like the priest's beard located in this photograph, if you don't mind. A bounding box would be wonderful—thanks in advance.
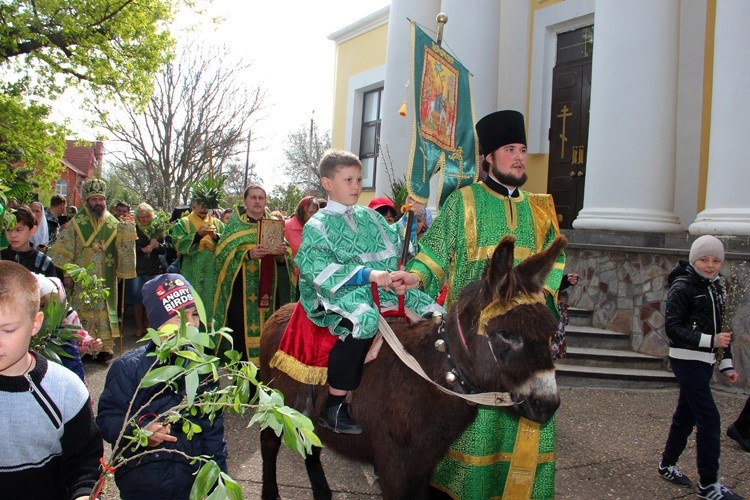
[88,205,105,219]
[492,169,528,187]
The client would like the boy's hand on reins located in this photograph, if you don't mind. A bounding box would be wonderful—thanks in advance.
[369,270,392,291]
[390,271,419,295]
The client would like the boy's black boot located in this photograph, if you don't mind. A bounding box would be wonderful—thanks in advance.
[319,398,362,435]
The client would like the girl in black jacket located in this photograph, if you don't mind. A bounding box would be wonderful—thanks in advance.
[658,235,742,500]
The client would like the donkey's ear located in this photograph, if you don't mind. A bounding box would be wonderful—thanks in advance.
[483,236,517,299]
[513,236,568,290]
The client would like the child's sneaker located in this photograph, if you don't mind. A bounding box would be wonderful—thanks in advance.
[697,481,744,500]
[658,462,692,488]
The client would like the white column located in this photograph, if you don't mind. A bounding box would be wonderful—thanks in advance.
[572,0,683,232]
[689,0,750,235]
[440,0,501,118]
[377,0,440,197]
[497,0,530,111]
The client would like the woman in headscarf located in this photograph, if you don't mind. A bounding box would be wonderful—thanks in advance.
[213,185,296,362]
[29,201,49,250]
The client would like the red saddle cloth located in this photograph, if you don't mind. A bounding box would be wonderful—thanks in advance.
[268,302,337,385]
[269,286,407,385]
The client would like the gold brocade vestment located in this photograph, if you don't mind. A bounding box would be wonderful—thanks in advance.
[407,182,564,499]
[47,209,136,352]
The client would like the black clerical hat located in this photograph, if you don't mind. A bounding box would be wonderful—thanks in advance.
[475,110,526,156]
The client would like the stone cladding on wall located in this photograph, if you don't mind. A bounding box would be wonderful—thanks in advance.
[562,229,750,391]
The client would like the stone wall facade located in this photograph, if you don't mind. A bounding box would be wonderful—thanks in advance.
[562,229,750,391]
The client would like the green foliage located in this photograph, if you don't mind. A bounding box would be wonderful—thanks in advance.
[61,263,110,310]
[1,0,204,208]
[381,143,409,209]
[103,169,142,209]
[267,184,304,216]
[0,0,182,106]
[148,210,174,240]
[190,461,243,500]
[190,175,227,209]
[0,94,67,197]
[94,296,321,498]
[30,294,79,364]
[0,184,16,231]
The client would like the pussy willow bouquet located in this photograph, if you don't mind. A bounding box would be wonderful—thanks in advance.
[718,262,750,361]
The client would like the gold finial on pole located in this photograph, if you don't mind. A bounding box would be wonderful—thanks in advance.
[436,13,448,47]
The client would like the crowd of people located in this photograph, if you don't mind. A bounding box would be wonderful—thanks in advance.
[0,109,748,500]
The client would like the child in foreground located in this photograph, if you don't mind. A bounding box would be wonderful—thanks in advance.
[96,273,227,500]
[658,235,743,500]
[295,150,443,434]
[0,261,102,500]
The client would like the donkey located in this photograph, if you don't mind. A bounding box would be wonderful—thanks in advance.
[259,235,566,499]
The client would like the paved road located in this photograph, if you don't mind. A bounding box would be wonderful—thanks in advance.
[87,325,749,499]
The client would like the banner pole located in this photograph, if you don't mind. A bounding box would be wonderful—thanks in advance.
[436,13,448,47]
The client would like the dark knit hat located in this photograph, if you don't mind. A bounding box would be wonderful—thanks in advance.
[689,235,725,265]
[475,110,527,156]
[142,274,196,329]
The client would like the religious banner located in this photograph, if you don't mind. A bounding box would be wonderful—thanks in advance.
[407,23,479,207]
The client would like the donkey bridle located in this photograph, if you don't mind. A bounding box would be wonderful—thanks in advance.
[377,315,515,407]
[437,312,483,394]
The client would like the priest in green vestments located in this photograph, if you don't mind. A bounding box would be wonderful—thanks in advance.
[48,178,137,359]
[407,110,565,500]
[213,185,295,363]
[170,181,224,320]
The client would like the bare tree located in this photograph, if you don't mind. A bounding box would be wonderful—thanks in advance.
[222,160,262,209]
[95,42,266,210]
[282,120,331,197]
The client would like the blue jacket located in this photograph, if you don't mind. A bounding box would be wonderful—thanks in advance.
[96,343,227,500]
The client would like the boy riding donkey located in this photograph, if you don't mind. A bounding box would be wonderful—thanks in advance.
[269,150,444,434]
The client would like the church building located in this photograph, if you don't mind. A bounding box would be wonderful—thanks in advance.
[327,0,750,388]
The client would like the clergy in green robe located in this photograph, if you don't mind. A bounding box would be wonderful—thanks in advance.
[213,209,295,363]
[406,110,565,499]
[47,178,136,356]
[170,203,223,320]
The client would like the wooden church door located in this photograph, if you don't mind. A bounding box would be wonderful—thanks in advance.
[547,26,593,229]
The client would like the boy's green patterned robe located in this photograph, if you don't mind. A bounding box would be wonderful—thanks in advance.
[295,206,443,340]
[407,182,564,500]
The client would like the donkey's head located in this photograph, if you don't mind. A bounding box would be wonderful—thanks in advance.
[449,235,566,423]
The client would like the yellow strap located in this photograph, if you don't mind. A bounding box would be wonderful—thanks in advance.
[502,417,541,499]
